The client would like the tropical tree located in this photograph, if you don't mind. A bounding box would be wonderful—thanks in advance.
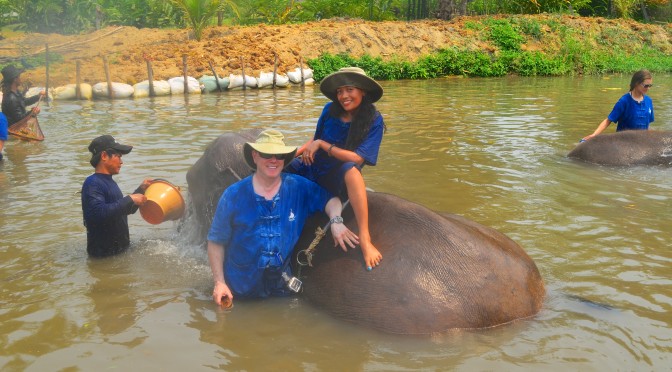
[169,0,239,40]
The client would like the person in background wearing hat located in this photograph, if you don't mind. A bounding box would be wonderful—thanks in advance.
[1,65,46,126]
[207,129,358,304]
[287,67,385,271]
[81,135,151,257]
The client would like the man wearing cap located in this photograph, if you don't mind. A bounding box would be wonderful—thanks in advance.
[207,129,358,304]
[81,135,150,257]
[1,65,45,126]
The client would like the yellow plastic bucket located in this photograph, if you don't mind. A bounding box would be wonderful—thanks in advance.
[140,180,185,225]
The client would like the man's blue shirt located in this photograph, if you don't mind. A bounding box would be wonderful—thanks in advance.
[207,173,330,298]
[81,173,139,257]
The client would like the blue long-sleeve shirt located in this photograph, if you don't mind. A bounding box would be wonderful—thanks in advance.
[81,173,140,257]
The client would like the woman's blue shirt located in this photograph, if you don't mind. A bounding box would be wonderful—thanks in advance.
[608,93,654,131]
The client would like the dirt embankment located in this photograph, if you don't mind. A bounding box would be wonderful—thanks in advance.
[1,15,671,87]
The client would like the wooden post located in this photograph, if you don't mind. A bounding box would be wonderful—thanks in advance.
[182,54,188,95]
[272,52,278,89]
[103,55,113,99]
[299,56,305,87]
[146,57,155,97]
[240,56,246,91]
[75,60,82,100]
[208,61,222,92]
[45,44,50,106]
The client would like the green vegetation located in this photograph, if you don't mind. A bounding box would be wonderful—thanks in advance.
[308,16,672,79]
[1,0,670,35]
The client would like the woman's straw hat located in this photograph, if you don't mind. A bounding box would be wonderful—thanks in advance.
[243,129,297,169]
[319,67,383,103]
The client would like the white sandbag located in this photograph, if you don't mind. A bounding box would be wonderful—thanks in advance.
[199,75,230,92]
[287,68,314,84]
[92,82,134,99]
[227,74,258,89]
[25,87,53,102]
[303,78,315,86]
[257,72,290,88]
[168,76,202,95]
[52,83,93,100]
[132,80,171,98]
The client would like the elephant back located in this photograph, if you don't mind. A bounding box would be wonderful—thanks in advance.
[568,130,672,166]
[298,192,545,334]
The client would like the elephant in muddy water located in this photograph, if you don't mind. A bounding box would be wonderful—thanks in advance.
[186,130,545,334]
[568,130,672,166]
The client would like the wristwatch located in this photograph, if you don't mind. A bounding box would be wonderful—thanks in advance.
[330,216,344,224]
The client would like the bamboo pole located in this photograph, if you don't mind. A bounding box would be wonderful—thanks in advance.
[182,54,188,95]
[45,44,49,106]
[240,56,246,91]
[299,56,305,87]
[145,57,155,97]
[75,60,81,100]
[272,52,278,89]
[103,55,113,99]
[208,61,222,92]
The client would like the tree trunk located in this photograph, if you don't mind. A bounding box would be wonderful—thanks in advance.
[640,0,650,22]
[436,0,469,20]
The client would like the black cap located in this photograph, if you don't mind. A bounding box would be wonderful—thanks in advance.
[89,135,133,156]
[1,65,24,83]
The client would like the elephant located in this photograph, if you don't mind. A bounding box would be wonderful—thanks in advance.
[186,130,546,334]
[568,130,672,166]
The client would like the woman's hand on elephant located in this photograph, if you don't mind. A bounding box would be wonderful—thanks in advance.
[213,280,233,308]
[331,223,359,252]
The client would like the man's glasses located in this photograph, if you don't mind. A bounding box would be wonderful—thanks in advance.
[642,84,653,88]
[258,152,290,161]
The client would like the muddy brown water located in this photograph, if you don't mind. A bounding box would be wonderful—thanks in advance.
[1,74,671,370]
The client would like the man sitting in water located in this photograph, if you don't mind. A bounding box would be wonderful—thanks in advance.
[207,129,358,305]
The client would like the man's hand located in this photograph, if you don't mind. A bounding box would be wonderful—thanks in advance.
[213,280,234,308]
[331,222,359,252]
[139,178,153,191]
[130,193,147,206]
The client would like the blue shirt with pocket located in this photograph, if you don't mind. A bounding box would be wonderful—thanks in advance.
[207,173,331,298]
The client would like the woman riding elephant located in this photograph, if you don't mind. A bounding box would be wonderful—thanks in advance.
[287,67,385,271]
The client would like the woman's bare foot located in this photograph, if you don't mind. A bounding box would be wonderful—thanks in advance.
[361,240,382,271]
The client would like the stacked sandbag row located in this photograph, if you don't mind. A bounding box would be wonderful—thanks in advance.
[39,68,314,101]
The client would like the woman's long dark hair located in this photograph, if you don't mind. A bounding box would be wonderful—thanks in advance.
[328,95,386,151]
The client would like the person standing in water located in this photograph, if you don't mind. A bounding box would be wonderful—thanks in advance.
[81,135,150,257]
[287,67,385,271]
[1,65,45,126]
[583,69,654,141]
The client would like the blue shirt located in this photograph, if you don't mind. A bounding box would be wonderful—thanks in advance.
[207,173,331,298]
[290,102,384,183]
[81,173,140,257]
[608,93,654,131]
[0,113,7,141]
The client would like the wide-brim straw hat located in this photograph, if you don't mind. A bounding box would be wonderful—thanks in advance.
[319,67,383,103]
[243,129,297,170]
